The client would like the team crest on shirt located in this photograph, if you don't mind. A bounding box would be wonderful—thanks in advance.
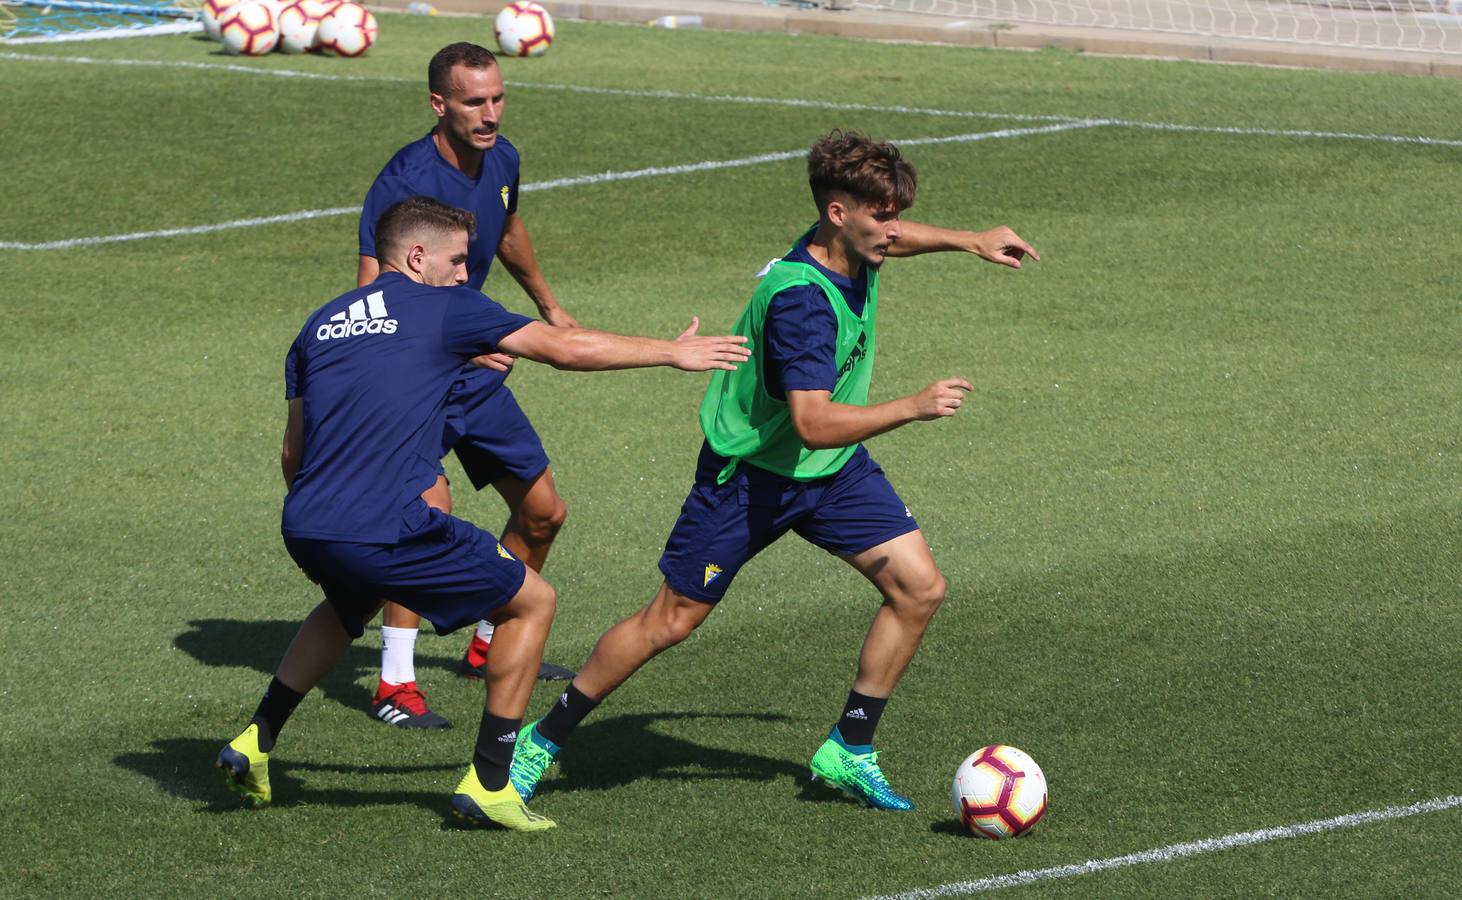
[497,543,516,560]
[703,564,722,587]
[500,185,510,209]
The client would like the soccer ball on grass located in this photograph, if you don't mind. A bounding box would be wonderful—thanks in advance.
[495,2,554,57]
[277,0,332,54]
[951,745,1048,839]
[220,1,280,56]
[201,0,243,40]
[315,2,377,57]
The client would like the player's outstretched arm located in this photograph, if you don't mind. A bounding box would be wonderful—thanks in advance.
[496,318,750,373]
[787,379,973,450]
[497,214,580,328]
[886,220,1039,269]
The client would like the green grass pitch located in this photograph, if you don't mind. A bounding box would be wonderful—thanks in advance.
[1,13,1460,897]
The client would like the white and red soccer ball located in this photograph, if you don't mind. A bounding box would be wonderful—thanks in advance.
[277,0,333,54]
[495,2,554,57]
[951,745,1048,839]
[315,2,377,57]
[201,0,243,41]
[220,1,280,56]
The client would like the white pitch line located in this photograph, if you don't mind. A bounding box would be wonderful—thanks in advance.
[866,794,1462,899]
[0,122,1100,251]
[6,50,1462,147]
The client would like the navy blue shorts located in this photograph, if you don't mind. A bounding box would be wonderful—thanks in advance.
[442,373,551,491]
[284,506,528,639]
[658,444,919,603]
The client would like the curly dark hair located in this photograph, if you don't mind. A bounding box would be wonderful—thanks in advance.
[807,129,917,214]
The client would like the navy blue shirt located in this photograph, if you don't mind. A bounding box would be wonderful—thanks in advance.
[359,131,524,404]
[282,272,534,543]
[763,235,869,400]
[359,132,521,291]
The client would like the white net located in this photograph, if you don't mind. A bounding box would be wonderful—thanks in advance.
[849,0,1462,53]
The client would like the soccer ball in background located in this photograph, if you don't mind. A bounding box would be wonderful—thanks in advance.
[495,2,554,57]
[277,0,332,54]
[315,2,377,57]
[220,1,280,55]
[951,745,1048,839]
[201,0,242,40]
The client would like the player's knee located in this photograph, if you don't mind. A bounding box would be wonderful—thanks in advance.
[646,595,706,650]
[510,575,557,625]
[518,495,567,543]
[897,570,946,622]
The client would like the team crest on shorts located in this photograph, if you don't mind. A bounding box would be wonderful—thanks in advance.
[497,543,515,560]
[703,564,722,587]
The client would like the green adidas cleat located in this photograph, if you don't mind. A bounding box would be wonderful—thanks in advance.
[451,764,557,832]
[216,723,272,808]
[809,735,914,811]
[509,720,560,802]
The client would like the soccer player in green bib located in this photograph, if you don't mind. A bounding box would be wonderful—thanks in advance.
[511,130,1039,810]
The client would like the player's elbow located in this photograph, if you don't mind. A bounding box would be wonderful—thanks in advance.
[540,337,591,371]
[791,416,837,450]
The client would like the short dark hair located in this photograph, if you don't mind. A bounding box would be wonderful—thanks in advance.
[375,196,476,262]
[807,130,917,215]
[428,42,498,96]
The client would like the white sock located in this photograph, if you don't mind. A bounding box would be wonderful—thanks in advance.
[380,625,419,685]
[475,621,495,643]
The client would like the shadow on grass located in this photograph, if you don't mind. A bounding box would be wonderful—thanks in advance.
[541,710,861,807]
[174,618,474,711]
[118,714,846,816]
[114,737,459,821]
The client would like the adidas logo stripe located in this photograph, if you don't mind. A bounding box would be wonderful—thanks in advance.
[377,705,410,725]
[845,707,868,720]
[316,289,398,341]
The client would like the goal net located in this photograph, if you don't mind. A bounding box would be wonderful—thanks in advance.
[849,0,1462,54]
[1,0,201,43]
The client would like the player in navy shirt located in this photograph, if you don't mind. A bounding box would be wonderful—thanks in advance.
[216,196,749,831]
[357,43,579,728]
[509,131,1041,813]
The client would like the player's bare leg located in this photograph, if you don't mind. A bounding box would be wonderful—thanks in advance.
[842,529,946,698]
[219,599,385,807]
[811,529,946,810]
[507,583,714,801]
[452,568,558,832]
[277,599,383,695]
[461,467,574,681]
[493,467,567,573]
[571,582,714,700]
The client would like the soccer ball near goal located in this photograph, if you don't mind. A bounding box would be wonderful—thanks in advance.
[220,2,280,56]
[951,745,1048,839]
[495,2,554,57]
[277,0,331,54]
[202,0,243,41]
[315,2,377,57]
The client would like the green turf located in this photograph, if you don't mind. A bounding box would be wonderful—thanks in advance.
[2,13,1460,898]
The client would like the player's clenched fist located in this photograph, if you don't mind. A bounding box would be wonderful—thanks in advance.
[911,378,973,420]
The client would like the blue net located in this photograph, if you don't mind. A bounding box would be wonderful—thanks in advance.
[2,0,200,41]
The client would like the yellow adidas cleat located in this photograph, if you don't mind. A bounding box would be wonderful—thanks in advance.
[216,723,271,808]
[451,764,557,832]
